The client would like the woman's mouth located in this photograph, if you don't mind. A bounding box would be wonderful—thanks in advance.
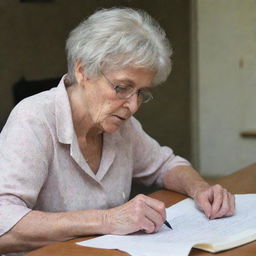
[113,115,126,121]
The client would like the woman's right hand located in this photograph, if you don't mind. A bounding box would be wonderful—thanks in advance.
[102,194,166,235]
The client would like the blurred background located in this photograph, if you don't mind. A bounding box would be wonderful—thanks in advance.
[0,0,255,177]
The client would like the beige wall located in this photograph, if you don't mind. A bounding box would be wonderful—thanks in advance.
[0,0,191,160]
[193,0,256,176]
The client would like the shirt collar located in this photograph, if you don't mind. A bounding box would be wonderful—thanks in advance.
[54,76,117,182]
[55,75,74,144]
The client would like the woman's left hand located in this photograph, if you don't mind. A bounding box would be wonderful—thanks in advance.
[193,184,235,219]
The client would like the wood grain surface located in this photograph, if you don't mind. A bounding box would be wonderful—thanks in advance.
[26,163,256,256]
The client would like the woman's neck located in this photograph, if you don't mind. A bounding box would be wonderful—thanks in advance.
[66,84,102,142]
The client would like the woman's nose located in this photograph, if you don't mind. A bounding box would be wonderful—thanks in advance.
[123,93,141,114]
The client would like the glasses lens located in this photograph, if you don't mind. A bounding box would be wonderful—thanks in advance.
[102,72,153,103]
[138,90,153,103]
[116,86,134,98]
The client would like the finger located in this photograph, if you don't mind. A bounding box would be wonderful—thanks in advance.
[212,190,230,219]
[136,194,166,220]
[144,204,165,232]
[199,198,212,219]
[210,185,224,219]
[196,189,213,218]
[140,217,155,234]
[225,193,236,216]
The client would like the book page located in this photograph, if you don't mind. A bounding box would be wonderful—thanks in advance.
[167,194,256,252]
[77,194,256,256]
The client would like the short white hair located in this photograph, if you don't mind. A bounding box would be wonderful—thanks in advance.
[66,7,172,85]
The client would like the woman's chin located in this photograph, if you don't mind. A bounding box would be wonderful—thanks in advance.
[102,122,123,133]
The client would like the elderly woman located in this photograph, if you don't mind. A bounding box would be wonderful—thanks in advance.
[0,7,235,255]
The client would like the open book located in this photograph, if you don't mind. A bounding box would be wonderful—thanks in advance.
[77,194,256,256]
[193,224,256,253]
[170,193,256,253]
[193,229,256,253]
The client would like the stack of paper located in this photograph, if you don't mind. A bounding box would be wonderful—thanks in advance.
[77,194,256,256]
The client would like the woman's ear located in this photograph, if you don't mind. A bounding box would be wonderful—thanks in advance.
[74,60,89,85]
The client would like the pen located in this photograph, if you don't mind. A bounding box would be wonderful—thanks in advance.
[164,220,173,230]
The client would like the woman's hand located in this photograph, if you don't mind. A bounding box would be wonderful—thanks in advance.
[193,184,235,219]
[103,194,166,235]
[163,165,236,220]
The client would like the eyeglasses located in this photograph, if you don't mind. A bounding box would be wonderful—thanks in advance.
[101,72,153,103]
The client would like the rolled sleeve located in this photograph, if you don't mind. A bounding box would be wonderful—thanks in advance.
[0,195,31,236]
[0,101,51,236]
[129,117,191,187]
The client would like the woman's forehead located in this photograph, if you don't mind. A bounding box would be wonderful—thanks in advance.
[104,66,155,87]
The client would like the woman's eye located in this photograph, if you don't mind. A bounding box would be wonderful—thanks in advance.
[115,85,129,93]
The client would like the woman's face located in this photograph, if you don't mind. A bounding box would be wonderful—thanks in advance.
[76,65,155,134]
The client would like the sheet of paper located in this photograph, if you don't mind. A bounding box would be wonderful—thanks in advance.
[77,194,256,256]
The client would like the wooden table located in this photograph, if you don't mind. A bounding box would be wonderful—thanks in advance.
[27,163,256,256]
